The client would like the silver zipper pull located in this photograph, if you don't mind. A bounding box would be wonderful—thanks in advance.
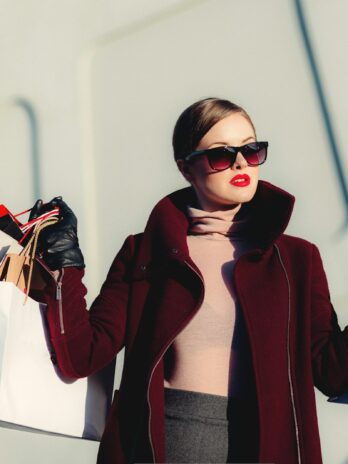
[56,282,62,300]
[55,269,64,300]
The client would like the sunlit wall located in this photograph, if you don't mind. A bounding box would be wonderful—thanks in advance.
[0,1,347,463]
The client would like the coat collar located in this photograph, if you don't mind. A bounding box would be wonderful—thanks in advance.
[137,179,295,267]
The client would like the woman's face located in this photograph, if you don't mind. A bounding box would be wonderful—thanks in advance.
[177,112,259,211]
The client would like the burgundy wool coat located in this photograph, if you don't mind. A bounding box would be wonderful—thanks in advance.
[42,179,348,464]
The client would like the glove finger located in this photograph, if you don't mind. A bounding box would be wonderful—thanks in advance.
[38,222,61,244]
[55,199,77,229]
[43,231,75,251]
[44,196,63,211]
[43,246,85,270]
[30,196,62,222]
[29,199,44,221]
[38,222,76,251]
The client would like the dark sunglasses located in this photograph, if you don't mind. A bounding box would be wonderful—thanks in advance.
[183,141,268,171]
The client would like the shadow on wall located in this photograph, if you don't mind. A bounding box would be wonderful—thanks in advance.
[0,97,41,203]
[293,0,348,234]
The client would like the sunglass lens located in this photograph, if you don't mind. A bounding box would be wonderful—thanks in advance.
[243,144,267,165]
[207,148,233,170]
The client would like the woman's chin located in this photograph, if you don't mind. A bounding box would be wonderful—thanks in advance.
[221,189,256,205]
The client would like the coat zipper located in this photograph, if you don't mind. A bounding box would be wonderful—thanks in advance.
[146,259,204,463]
[274,244,301,464]
[56,268,65,334]
[36,257,65,335]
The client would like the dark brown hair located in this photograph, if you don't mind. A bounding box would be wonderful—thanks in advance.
[172,97,256,162]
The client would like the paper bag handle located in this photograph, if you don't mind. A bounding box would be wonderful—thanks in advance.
[21,216,59,300]
[0,215,59,302]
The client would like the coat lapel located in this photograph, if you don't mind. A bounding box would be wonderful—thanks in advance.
[135,179,295,265]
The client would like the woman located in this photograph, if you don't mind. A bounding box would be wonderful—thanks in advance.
[33,97,348,464]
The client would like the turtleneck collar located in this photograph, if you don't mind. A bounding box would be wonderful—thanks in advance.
[134,180,295,268]
[186,203,252,239]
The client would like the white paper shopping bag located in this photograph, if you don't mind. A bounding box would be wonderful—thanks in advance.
[0,281,115,439]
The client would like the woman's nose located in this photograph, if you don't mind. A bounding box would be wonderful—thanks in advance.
[231,151,248,169]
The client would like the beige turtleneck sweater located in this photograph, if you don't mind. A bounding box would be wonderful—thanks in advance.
[163,202,257,398]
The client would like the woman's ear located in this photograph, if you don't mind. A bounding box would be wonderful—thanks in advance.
[176,159,194,183]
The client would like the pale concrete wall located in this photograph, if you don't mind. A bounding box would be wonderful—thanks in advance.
[0,1,347,462]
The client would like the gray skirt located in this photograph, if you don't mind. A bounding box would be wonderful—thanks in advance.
[164,387,259,463]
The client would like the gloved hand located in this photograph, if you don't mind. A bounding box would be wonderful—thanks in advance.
[29,197,85,271]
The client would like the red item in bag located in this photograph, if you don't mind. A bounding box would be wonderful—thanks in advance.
[0,206,23,241]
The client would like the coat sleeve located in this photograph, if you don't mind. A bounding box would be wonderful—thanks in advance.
[310,243,348,398]
[41,234,136,379]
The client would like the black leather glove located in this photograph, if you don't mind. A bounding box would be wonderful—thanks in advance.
[29,197,85,271]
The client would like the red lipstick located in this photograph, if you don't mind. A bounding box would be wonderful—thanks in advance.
[230,174,250,187]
